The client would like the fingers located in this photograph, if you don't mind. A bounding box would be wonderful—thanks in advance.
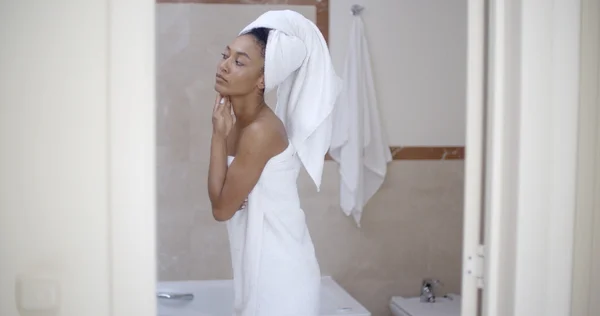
[223,104,234,126]
[221,97,231,116]
[213,94,235,127]
[220,98,232,118]
[213,93,222,112]
[214,94,229,113]
[239,198,248,210]
[230,104,236,123]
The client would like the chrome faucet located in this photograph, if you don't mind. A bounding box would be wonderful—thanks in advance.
[420,279,442,303]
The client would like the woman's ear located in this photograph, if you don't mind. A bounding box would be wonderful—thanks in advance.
[257,74,265,90]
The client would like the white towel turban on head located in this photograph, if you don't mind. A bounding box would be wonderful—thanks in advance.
[239,10,342,190]
[262,29,306,93]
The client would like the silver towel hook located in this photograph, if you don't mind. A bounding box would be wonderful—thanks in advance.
[351,4,364,16]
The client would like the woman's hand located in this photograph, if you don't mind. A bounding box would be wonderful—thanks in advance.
[239,198,248,210]
[212,94,234,138]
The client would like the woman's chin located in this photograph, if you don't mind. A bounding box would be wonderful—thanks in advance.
[214,84,227,95]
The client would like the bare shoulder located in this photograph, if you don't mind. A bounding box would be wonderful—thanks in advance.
[237,109,288,162]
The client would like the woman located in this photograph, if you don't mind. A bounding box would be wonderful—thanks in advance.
[209,27,287,219]
[208,10,341,316]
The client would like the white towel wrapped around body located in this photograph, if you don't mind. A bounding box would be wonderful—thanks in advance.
[226,10,342,316]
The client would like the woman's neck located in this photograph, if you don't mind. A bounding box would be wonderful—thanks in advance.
[229,94,266,127]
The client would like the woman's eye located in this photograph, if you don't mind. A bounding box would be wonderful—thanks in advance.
[221,53,228,59]
[235,61,243,66]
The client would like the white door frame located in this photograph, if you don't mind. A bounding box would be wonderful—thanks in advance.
[108,0,157,315]
[480,0,521,314]
[571,0,600,314]
[462,0,583,315]
[500,0,581,314]
[460,0,486,314]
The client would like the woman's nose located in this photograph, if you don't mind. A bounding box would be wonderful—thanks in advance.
[218,60,229,73]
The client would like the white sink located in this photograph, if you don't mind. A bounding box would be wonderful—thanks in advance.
[389,294,461,316]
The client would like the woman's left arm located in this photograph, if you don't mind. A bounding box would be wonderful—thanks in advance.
[208,123,273,221]
[207,133,228,207]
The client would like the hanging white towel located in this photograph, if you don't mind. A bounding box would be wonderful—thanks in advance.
[329,12,392,227]
[226,10,342,316]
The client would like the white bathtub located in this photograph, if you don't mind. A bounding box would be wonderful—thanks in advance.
[157,276,370,316]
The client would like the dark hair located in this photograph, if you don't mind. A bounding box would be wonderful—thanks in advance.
[246,27,270,94]
[246,27,270,59]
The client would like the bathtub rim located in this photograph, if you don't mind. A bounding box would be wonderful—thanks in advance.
[156,275,371,316]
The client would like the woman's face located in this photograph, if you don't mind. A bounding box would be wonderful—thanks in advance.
[215,34,265,97]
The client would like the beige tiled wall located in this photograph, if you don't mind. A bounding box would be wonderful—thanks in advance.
[156,4,464,316]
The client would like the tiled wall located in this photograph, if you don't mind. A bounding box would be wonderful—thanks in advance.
[156,3,465,316]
